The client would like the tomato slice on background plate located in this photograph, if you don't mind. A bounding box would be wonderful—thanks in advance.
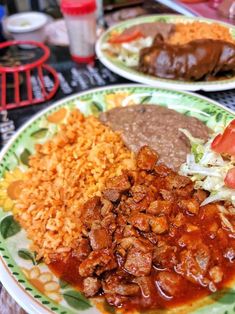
[211,119,235,156]
[108,30,143,44]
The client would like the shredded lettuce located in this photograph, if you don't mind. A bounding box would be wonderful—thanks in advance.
[179,128,204,162]
[102,36,153,67]
[180,129,235,207]
[191,144,204,163]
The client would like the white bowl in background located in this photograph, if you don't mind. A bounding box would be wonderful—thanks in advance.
[5,12,48,44]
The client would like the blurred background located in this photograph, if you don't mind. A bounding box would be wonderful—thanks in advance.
[1,0,235,25]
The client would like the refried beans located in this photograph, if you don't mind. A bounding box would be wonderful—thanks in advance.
[122,22,175,40]
[99,105,210,170]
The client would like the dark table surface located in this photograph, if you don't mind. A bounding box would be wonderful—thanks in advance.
[1,45,235,148]
[0,46,130,148]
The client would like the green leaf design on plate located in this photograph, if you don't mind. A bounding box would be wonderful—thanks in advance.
[80,95,93,101]
[90,102,103,116]
[0,215,21,239]
[30,128,48,139]
[12,152,20,165]
[140,95,152,104]
[211,288,235,305]
[20,148,31,166]
[215,112,223,122]
[231,28,235,37]
[63,290,91,310]
[202,107,218,115]
[18,249,36,265]
[155,17,167,23]
[59,278,69,289]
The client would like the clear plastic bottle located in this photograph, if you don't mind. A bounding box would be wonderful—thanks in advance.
[61,0,97,63]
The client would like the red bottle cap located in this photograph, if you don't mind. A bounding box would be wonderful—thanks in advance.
[61,0,96,15]
[72,54,95,64]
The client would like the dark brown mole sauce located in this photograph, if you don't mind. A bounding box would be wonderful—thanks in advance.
[49,205,235,312]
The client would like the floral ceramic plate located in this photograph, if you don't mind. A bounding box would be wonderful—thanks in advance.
[96,15,235,92]
[0,85,234,314]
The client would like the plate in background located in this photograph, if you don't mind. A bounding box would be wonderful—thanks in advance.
[96,15,235,91]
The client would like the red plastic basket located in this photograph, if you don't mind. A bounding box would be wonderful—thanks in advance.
[0,40,59,111]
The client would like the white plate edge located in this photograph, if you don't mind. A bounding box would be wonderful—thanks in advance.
[96,14,235,92]
[0,260,51,314]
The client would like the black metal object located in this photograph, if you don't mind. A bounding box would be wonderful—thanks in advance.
[6,0,17,14]
[30,0,40,11]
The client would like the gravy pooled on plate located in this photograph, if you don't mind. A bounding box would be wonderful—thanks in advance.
[100,105,210,170]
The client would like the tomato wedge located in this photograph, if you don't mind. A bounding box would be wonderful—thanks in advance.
[224,167,235,189]
[108,30,143,44]
[211,119,235,156]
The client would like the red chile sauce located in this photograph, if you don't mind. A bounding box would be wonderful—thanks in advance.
[49,257,235,311]
[49,256,207,310]
[49,203,235,312]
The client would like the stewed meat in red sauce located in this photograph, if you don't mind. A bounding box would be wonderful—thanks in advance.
[100,105,210,171]
[49,146,235,312]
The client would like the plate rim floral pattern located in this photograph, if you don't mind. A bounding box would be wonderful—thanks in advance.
[96,14,235,92]
[0,84,234,314]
